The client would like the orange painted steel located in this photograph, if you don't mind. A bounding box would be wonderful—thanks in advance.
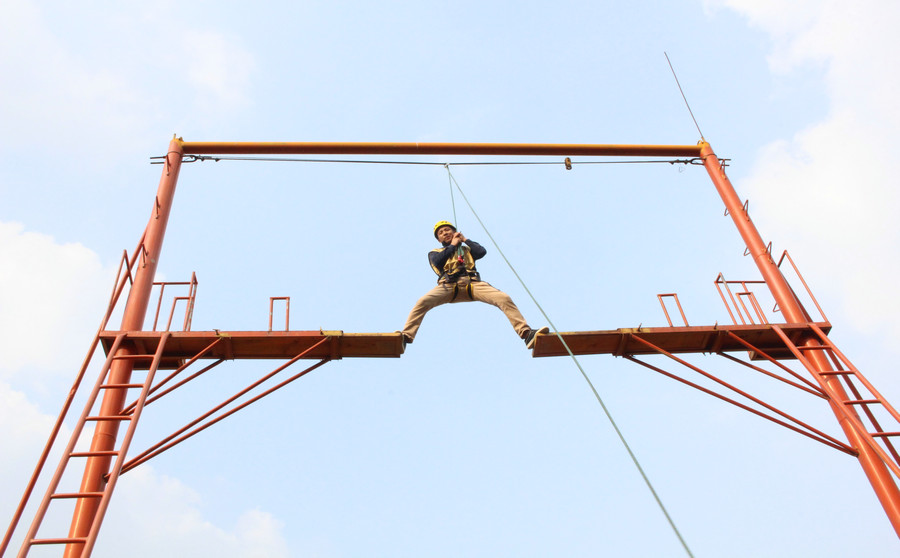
[7,138,897,556]
[699,142,900,536]
[179,140,703,158]
[531,322,832,358]
[97,330,406,365]
[62,139,185,557]
[621,338,855,456]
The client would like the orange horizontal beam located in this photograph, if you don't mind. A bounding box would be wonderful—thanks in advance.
[179,141,703,158]
[532,322,832,359]
[99,331,404,368]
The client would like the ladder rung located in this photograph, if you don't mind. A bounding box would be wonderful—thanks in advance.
[112,354,156,360]
[872,432,900,438]
[845,399,881,405]
[100,383,144,389]
[819,370,854,376]
[50,492,105,499]
[70,450,119,457]
[31,537,87,545]
[86,415,132,421]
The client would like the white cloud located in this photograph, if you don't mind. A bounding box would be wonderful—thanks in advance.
[0,0,255,158]
[97,467,291,557]
[706,0,900,341]
[0,379,290,557]
[0,218,289,557]
[182,29,256,112]
[0,221,113,380]
[0,380,59,496]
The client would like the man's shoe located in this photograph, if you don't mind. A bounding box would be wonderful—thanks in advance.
[395,331,413,349]
[524,326,549,349]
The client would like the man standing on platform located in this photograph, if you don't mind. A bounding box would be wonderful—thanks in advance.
[400,220,548,349]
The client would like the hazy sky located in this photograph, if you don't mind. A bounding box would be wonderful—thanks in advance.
[3,1,900,556]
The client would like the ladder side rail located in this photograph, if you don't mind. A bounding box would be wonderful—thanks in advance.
[770,325,900,478]
[624,354,854,455]
[15,333,127,555]
[702,143,900,533]
[777,250,829,323]
[99,231,147,332]
[79,333,170,558]
[121,337,332,474]
[629,334,853,452]
[805,324,900,465]
[840,373,900,466]
[0,333,113,556]
[99,251,132,332]
[808,324,900,424]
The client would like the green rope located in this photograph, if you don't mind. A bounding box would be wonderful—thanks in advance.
[443,164,696,558]
[445,164,465,260]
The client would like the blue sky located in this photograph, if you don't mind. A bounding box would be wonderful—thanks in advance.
[3,1,900,556]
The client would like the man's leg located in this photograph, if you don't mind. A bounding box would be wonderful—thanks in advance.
[468,282,530,338]
[401,283,455,341]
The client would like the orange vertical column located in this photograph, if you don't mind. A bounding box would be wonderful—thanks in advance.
[700,142,900,536]
[64,138,184,557]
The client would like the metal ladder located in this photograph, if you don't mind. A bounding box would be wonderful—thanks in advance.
[16,332,169,557]
[773,323,900,476]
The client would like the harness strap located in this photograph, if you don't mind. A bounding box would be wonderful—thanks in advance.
[449,282,474,302]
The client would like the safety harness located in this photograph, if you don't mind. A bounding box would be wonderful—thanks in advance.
[431,244,480,301]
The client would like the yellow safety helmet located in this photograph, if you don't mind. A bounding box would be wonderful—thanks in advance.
[433,220,456,239]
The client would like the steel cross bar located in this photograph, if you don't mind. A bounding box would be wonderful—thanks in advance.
[120,340,332,475]
[700,142,900,536]
[623,354,855,455]
[628,334,852,453]
[179,140,703,158]
[721,331,826,395]
[119,337,226,415]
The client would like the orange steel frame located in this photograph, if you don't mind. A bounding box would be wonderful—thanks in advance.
[4,138,899,556]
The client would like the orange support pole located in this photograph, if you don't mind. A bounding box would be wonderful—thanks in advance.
[700,142,900,536]
[63,138,184,557]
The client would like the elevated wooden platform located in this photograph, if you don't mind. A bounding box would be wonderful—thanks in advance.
[99,330,405,368]
[531,322,832,360]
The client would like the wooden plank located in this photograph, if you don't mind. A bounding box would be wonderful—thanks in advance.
[99,331,405,368]
[532,322,831,360]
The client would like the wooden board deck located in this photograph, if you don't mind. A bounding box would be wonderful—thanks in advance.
[531,322,832,360]
[99,330,405,368]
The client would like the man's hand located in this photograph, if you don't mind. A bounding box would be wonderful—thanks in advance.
[451,232,467,246]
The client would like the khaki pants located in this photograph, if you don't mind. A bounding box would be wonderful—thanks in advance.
[402,278,529,341]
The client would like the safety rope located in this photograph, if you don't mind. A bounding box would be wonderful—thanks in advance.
[446,164,459,229]
[443,165,696,558]
[444,164,466,262]
[665,52,705,143]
